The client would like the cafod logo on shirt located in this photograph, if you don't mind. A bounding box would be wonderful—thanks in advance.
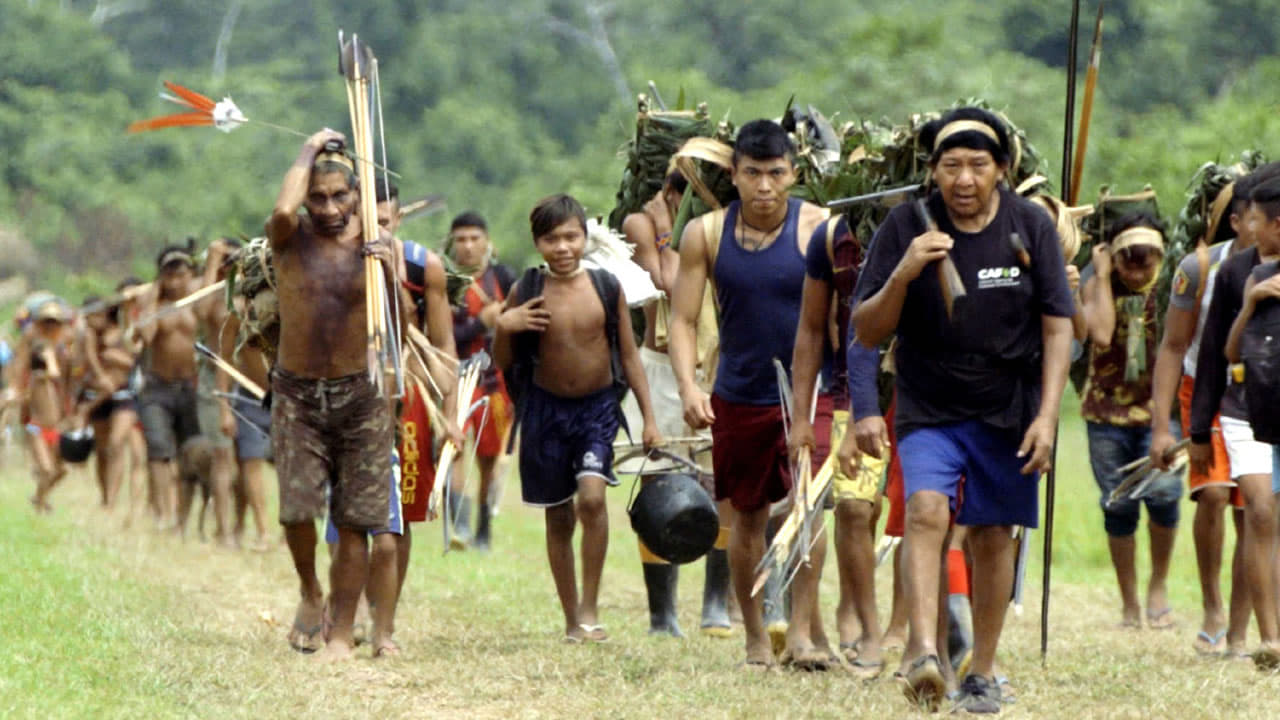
[976,266,1022,290]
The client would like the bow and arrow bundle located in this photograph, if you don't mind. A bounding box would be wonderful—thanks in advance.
[338,31,403,397]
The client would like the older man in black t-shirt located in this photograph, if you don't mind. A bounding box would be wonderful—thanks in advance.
[852,108,1073,713]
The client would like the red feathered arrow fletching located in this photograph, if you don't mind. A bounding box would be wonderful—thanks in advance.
[162,81,216,112]
[127,112,215,134]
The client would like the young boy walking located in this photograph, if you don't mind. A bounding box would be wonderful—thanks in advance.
[494,194,660,643]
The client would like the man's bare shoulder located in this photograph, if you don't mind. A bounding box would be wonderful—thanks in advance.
[271,214,311,255]
[622,212,655,242]
[797,201,829,229]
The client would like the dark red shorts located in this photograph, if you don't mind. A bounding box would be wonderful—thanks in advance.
[711,394,791,512]
[812,393,835,469]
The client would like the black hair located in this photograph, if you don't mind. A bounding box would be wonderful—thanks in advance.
[1251,173,1280,221]
[82,294,102,307]
[219,236,243,249]
[1231,165,1271,216]
[451,211,488,233]
[529,194,587,241]
[375,179,399,204]
[732,119,795,166]
[155,237,197,270]
[921,107,1011,167]
[116,276,143,292]
[664,169,688,195]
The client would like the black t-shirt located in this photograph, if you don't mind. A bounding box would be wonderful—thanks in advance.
[852,187,1074,437]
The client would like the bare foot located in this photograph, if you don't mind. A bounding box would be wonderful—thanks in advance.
[288,596,326,654]
[372,637,401,659]
[745,635,775,665]
[1119,605,1142,629]
[854,634,883,666]
[315,638,356,663]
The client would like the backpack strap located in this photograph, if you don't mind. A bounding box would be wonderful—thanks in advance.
[586,268,631,440]
[1194,243,1211,306]
[826,216,839,266]
[700,209,727,302]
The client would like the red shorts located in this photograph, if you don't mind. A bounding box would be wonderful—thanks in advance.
[812,394,835,469]
[711,394,791,512]
[468,386,512,459]
[1178,375,1241,507]
[884,400,905,538]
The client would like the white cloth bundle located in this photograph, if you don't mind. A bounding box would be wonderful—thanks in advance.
[581,219,662,308]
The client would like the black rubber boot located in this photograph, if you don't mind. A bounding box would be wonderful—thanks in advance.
[448,493,472,550]
[473,501,492,551]
[947,593,974,672]
[762,516,789,652]
[700,548,732,637]
[643,562,683,637]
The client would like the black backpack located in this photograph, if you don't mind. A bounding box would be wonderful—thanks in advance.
[505,266,630,448]
[1243,261,1280,443]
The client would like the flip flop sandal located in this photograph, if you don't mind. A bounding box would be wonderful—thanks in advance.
[578,624,609,643]
[839,641,860,664]
[791,650,831,672]
[1146,607,1176,630]
[373,640,402,658]
[1194,629,1227,655]
[288,619,325,654]
[903,654,945,712]
[850,658,884,681]
[737,658,779,673]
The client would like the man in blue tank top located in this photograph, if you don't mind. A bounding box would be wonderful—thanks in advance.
[852,107,1074,712]
[669,119,830,670]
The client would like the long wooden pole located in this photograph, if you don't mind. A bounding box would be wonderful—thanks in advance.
[1045,0,1082,667]
[1068,4,1104,206]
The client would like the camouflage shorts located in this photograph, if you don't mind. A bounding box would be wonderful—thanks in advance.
[271,368,393,531]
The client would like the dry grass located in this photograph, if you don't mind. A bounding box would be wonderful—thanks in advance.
[1,397,1278,719]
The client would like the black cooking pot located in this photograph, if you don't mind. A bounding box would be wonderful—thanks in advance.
[58,427,95,464]
[628,473,719,564]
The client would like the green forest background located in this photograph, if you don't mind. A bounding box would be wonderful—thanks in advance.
[3,0,1280,307]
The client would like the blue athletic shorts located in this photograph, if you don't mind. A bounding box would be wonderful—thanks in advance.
[1085,422,1181,537]
[898,420,1039,528]
[325,449,403,543]
[518,384,620,507]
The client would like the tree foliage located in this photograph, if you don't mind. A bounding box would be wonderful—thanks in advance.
[4,0,1280,304]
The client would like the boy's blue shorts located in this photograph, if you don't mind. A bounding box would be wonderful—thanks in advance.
[519,385,620,507]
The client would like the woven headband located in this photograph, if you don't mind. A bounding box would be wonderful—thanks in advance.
[1111,226,1164,254]
[158,250,194,268]
[934,120,1001,150]
[314,151,355,173]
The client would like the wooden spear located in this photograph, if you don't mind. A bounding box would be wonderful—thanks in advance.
[1045,0,1083,667]
[1068,3,1105,206]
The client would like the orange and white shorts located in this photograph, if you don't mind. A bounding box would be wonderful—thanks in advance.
[1178,375,1240,507]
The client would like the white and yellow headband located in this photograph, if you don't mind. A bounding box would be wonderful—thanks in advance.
[1110,226,1165,255]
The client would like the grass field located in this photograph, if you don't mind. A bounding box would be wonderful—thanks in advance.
[1,391,1278,719]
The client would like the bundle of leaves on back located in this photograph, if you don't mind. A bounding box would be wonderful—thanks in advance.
[1157,151,1265,318]
[223,236,279,361]
[607,94,716,231]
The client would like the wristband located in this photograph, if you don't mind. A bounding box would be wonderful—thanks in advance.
[655,232,672,250]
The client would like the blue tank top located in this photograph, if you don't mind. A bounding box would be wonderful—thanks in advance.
[712,197,807,405]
